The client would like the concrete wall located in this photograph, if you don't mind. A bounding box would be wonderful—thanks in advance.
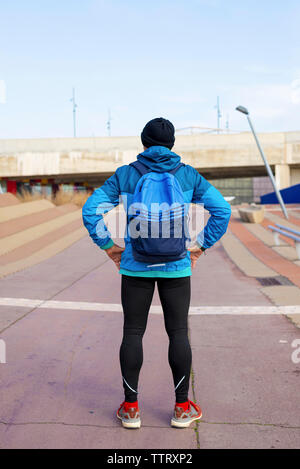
[291,168,300,186]
[1,132,300,187]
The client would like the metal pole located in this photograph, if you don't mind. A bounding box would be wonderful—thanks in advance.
[216,96,221,134]
[247,115,288,219]
[214,96,222,134]
[107,108,111,137]
[73,88,76,138]
[236,106,289,220]
[70,88,77,138]
[226,114,229,133]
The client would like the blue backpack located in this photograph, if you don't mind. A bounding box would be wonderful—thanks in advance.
[128,160,189,264]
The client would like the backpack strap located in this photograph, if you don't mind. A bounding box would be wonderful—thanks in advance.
[130,160,151,176]
[130,161,185,176]
[169,163,185,175]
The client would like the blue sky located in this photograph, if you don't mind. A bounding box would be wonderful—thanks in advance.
[0,0,299,138]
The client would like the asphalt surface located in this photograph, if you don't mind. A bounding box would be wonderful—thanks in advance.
[0,236,299,449]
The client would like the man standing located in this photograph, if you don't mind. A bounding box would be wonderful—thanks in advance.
[82,118,231,429]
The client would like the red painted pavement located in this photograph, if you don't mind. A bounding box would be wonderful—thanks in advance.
[229,219,300,288]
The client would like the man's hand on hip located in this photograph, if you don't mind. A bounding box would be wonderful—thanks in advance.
[105,244,125,270]
[188,246,204,269]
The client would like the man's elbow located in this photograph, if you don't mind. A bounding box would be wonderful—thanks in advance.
[223,205,232,230]
[216,201,232,222]
[219,202,231,231]
[82,194,92,214]
[224,202,232,221]
[82,203,87,220]
[82,199,92,228]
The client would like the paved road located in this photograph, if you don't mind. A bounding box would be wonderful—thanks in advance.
[0,236,299,449]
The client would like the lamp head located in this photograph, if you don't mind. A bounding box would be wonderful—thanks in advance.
[236,105,249,115]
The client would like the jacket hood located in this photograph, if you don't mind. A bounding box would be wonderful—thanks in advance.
[137,146,181,173]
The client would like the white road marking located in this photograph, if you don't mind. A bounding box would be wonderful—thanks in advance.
[0,298,44,308]
[0,297,299,315]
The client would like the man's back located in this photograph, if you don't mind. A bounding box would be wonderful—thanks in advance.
[82,145,231,276]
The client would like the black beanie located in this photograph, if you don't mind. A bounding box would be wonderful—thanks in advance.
[141,117,175,150]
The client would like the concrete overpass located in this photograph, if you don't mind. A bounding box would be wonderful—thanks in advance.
[0,131,300,189]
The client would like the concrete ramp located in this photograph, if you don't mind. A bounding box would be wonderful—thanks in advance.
[0,227,86,278]
[0,210,82,256]
[0,197,86,278]
[0,193,20,207]
[0,203,78,238]
[0,199,54,222]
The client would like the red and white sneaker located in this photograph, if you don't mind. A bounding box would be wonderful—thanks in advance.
[117,401,141,429]
[171,400,202,428]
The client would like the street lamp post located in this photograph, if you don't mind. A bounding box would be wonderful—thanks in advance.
[70,88,78,138]
[215,96,222,134]
[236,105,289,220]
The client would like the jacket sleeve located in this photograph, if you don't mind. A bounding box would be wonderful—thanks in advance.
[82,171,121,250]
[192,172,231,249]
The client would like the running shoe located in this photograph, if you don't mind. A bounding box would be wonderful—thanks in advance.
[171,400,202,428]
[117,401,141,429]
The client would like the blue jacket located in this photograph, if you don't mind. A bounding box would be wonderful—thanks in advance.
[82,146,231,277]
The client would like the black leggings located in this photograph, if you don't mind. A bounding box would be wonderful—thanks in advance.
[120,275,192,403]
